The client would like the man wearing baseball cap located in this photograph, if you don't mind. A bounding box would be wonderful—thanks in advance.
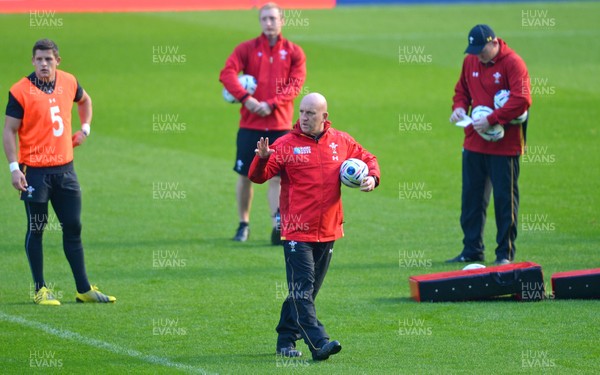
[464,24,496,55]
[448,24,532,265]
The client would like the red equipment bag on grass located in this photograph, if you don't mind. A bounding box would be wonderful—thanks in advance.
[551,268,600,299]
[409,262,545,302]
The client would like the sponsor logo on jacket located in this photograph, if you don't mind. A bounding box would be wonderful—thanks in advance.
[293,146,311,155]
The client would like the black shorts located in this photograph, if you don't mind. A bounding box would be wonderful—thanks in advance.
[234,128,289,176]
[20,162,81,203]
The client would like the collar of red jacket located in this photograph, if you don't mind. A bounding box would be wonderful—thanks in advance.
[259,32,282,48]
[292,119,332,140]
[487,38,513,65]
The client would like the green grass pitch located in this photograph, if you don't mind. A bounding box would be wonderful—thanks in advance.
[1,2,599,373]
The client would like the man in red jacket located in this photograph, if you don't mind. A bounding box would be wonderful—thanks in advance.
[448,25,531,265]
[249,92,380,360]
[220,2,306,244]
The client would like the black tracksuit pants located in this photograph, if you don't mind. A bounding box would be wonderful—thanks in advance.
[21,164,91,294]
[276,240,334,355]
[460,149,520,262]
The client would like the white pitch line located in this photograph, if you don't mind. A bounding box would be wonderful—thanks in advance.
[0,311,212,375]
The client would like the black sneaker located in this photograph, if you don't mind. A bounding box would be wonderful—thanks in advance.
[445,254,484,263]
[233,224,249,242]
[312,340,342,361]
[493,259,511,265]
[271,210,282,245]
[276,347,302,358]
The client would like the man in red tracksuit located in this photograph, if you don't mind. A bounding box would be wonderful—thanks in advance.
[220,2,306,244]
[448,24,532,265]
[249,92,380,360]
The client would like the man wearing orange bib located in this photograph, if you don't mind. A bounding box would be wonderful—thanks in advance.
[3,39,115,305]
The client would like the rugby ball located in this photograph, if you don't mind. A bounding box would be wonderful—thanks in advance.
[472,105,504,142]
[223,75,257,103]
[463,263,486,270]
[493,89,511,109]
[340,158,369,188]
[494,89,528,124]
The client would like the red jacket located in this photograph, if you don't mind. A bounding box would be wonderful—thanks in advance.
[220,33,306,132]
[452,38,532,156]
[248,120,380,242]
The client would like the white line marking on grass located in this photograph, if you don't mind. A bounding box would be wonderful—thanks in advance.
[0,311,212,374]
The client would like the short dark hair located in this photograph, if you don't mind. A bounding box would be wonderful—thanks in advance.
[32,39,59,58]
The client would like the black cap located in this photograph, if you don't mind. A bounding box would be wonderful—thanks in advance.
[465,24,495,54]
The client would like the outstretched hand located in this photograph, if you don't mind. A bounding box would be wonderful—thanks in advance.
[255,137,275,159]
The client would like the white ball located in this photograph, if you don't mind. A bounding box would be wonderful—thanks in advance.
[340,158,369,188]
[493,89,528,124]
[463,263,486,270]
[494,89,510,109]
[472,105,504,142]
[472,105,494,120]
[222,75,257,103]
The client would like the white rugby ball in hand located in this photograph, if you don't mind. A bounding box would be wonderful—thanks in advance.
[494,89,528,124]
[340,158,369,188]
[472,105,504,142]
[223,74,257,103]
